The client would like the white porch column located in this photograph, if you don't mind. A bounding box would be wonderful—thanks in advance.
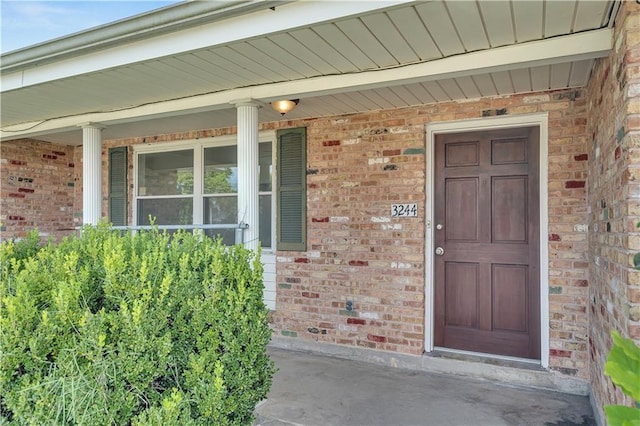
[81,123,104,226]
[235,100,260,251]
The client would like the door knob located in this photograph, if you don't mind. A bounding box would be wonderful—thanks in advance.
[436,223,443,230]
[435,247,445,256]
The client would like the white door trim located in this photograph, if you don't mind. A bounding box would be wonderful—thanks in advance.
[424,112,549,368]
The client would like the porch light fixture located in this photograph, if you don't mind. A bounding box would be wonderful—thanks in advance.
[271,99,299,115]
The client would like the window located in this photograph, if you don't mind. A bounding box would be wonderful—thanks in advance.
[202,143,272,246]
[133,136,274,248]
[137,149,194,226]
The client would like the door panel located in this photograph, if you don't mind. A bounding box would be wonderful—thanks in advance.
[492,264,528,332]
[434,127,540,360]
[445,178,479,241]
[445,262,479,328]
[492,176,527,243]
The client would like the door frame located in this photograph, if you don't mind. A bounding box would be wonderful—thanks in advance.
[424,113,549,368]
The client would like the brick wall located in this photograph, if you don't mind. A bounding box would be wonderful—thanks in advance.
[2,89,592,382]
[0,139,77,241]
[270,88,591,378]
[93,89,591,379]
[586,1,640,414]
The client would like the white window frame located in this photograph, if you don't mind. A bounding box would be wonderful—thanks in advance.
[133,131,277,251]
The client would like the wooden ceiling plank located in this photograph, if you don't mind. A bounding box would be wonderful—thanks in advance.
[445,1,490,52]
[209,46,281,83]
[330,92,371,111]
[185,50,254,86]
[211,46,283,82]
[414,1,465,57]
[437,78,466,100]
[247,38,319,77]
[512,1,544,42]
[202,48,274,83]
[315,94,356,114]
[97,67,170,97]
[545,0,577,37]
[335,18,398,67]
[569,59,594,86]
[530,65,550,91]
[296,97,335,116]
[421,81,451,102]
[471,73,498,97]
[550,62,572,89]
[374,87,407,108]
[387,7,441,61]
[490,71,515,95]
[388,84,423,106]
[574,0,611,31]
[289,28,358,73]
[312,23,377,70]
[49,79,123,114]
[345,91,386,111]
[359,88,397,109]
[158,57,238,91]
[229,42,306,80]
[361,13,419,64]
[476,1,514,47]
[509,68,531,93]
[269,32,340,75]
[402,83,437,104]
[176,53,248,87]
[134,61,202,92]
[455,75,482,99]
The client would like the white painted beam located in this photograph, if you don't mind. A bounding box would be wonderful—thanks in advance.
[1,1,413,92]
[0,29,612,141]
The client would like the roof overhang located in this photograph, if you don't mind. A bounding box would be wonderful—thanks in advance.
[0,0,619,145]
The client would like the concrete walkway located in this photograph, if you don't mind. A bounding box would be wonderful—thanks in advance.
[255,347,595,426]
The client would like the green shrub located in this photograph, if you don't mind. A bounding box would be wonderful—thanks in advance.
[0,226,275,425]
[604,331,640,425]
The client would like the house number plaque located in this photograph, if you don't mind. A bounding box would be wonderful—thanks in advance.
[391,203,417,217]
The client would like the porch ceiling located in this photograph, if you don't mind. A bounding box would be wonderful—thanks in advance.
[0,0,619,145]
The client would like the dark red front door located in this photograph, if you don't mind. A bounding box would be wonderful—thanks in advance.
[434,127,540,360]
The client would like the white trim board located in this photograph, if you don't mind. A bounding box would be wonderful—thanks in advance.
[424,113,550,369]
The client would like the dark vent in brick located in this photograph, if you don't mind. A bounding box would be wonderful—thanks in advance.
[482,108,507,117]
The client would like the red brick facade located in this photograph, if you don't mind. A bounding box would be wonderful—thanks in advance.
[1,90,592,374]
[586,1,640,414]
[270,90,591,379]
[0,139,78,241]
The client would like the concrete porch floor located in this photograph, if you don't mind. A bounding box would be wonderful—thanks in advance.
[255,347,595,426]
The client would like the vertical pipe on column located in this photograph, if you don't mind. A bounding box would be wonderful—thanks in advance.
[235,100,260,251]
[81,123,104,226]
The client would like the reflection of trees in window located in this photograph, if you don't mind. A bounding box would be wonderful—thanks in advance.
[177,168,236,194]
[203,167,238,244]
[205,168,235,194]
[176,169,194,194]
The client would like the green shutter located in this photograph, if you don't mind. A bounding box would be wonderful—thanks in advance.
[277,127,306,251]
[108,147,128,226]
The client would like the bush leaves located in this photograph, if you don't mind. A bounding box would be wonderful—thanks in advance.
[0,225,274,425]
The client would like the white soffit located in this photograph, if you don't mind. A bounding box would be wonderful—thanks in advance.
[0,28,612,142]
[0,1,414,91]
[0,0,618,144]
